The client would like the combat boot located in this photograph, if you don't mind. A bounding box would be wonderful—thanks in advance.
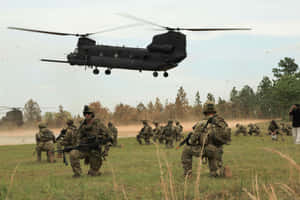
[87,170,101,177]
[72,174,81,178]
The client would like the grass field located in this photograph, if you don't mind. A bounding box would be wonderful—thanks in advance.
[1,124,300,200]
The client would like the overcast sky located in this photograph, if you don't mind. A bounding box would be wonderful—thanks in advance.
[1,0,300,116]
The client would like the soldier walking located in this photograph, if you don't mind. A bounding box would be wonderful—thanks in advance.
[108,122,118,147]
[175,121,184,141]
[152,121,163,143]
[136,120,153,145]
[163,120,176,148]
[35,123,56,163]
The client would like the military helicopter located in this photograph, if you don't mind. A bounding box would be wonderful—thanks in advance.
[8,15,251,77]
[0,106,24,126]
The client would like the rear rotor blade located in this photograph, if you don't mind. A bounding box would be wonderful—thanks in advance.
[41,59,69,63]
[118,13,166,29]
[87,23,143,36]
[8,27,80,36]
[177,28,251,31]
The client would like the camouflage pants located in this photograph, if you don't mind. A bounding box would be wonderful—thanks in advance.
[136,134,150,145]
[36,141,55,162]
[56,140,63,156]
[235,130,247,136]
[113,134,118,146]
[181,145,224,177]
[165,136,173,148]
[69,149,102,176]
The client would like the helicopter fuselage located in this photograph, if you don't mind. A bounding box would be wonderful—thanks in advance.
[67,31,187,72]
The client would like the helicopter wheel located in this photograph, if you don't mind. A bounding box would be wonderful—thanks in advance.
[163,71,168,78]
[93,68,100,75]
[105,69,111,75]
[153,71,158,77]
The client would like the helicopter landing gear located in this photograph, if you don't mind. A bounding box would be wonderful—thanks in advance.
[163,71,168,78]
[153,71,158,77]
[93,68,100,75]
[105,69,111,75]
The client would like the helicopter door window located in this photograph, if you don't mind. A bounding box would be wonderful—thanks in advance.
[114,52,119,58]
[99,52,104,57]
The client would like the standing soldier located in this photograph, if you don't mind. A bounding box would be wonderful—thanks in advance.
[235,124,247,136]
[60,119,77,149]
[35,123,56,163]
[108,122,118,147]
[69,105,112,178]
[175,121,184,141]
[163,120,176,148]
[152,121,163,143]
[268,120,284,141]
[136,120,153,145]
[181,101,231,178]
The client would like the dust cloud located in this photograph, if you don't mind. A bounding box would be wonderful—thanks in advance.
[0,119,269,145]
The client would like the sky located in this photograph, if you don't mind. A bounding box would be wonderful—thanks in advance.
[1,0,300,116]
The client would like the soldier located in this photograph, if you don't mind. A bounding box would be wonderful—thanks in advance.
[175,121,184,141]
[162,120,176,148]
[60,119,77,148]
[69,105,112,178]
[268,120,284,141]
[181,101,231,178]
[235,124,247,136]
[152,121,163,143]
[248,124,260,136]
[35,123,56,163]
[108,122,118,147]
[280,123,292,136]
[136,120,153,145]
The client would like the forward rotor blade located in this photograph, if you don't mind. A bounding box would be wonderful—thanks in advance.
[8,27,80,36]
[177,28,251,31]
[86,23,143,36]
[41,59,69,63]
[118,13,166,29]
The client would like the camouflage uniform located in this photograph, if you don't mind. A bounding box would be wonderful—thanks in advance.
[268,120,284,141]
[248,124,260,136]
[60,120,77,148]
[175,121,184,141]
[281,123,292,136]
[181,101,231,177]
[152,121,163,143]
[108,122,118,146]
[69,106,112,177]
[163,120,176,148]
[35,123,56,163]
[235,124,247,136]
[136,121,153,145]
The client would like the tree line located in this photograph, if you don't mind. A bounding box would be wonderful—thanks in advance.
[20,57,300,126]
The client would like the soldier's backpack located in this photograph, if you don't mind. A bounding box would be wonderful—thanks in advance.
[40,129,54,142]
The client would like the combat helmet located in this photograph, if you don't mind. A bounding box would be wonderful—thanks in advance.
[83,105,94,117]
[153,121,159,125]
[168,120,173,124]
[235,123,240,128]
[38,122,47,129]
[203,101,216,115]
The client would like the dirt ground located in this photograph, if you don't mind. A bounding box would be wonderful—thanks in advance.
[0,119,269,145]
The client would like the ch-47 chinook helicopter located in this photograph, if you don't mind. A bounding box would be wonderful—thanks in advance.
[0,106,24,126]
[8,15,251,77]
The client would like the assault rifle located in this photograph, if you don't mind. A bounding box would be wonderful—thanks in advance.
[176,116,214,149]
[55,136,113,166]
[56,128,67,141]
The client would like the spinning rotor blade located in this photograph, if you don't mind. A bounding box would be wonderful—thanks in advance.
[118,13,166,29]
[8,27,81,36]
[174,28,251,31]
[9,23,144,37]
[88,23,142,35]
[119,14,251,32]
